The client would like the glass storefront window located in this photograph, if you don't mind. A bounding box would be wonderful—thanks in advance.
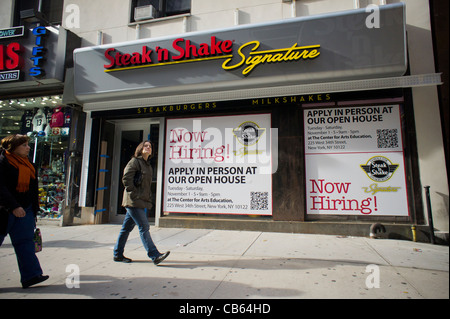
[0,102,22,136]
[31,133,69,219]
[0,95,70,220]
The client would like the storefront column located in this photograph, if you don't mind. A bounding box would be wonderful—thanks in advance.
[412,86,449,232]
[272,104,305,221]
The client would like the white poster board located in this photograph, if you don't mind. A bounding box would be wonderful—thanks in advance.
[304,105,409,216]
[164,114,273,215]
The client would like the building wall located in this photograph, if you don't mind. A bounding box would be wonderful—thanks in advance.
[61,0,361,46]
[402,0,449,231]
[0,0,14,29]
[60,0,448,231]
[2,0,446,231]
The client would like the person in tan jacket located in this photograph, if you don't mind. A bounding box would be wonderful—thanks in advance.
[113,141,169,265]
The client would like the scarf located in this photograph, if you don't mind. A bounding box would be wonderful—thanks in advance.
[5,151,36,192]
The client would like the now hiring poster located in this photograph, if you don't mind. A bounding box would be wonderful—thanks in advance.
[304,105,409,216]
[164,114,273,215]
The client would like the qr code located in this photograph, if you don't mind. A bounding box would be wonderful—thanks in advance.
[377,129,399,148]
[250,192,269,210]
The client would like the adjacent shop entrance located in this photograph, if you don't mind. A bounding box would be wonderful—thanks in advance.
[109,118,163,224]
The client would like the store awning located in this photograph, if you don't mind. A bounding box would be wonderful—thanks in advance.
[81,73,442,112]
[74,3,417,111]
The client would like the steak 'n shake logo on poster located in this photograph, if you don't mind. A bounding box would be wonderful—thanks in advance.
[360,156,399,182]
[164,114,274,216]
[233,121,265,146]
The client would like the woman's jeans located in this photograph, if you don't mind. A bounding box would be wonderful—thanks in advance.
[0,206,43,283]
[114,207,161,260]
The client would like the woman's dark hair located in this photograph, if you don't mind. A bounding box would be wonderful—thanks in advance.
[1,134,30,152]
[134,140,153,159]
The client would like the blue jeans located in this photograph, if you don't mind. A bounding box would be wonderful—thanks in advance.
[0,206,43,283]
[114,207,161,260]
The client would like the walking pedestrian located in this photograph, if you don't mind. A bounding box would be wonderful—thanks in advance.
[114,140,170,265]
[0,134,49,288]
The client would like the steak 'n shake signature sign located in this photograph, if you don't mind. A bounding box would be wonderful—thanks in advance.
[103,36,320,76]
[74,3,406,104]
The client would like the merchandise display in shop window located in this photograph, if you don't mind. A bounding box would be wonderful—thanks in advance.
[17,107,71,137]
[50,107,64,128]
[20,110,34,134]
[1,100,71,220]
[38,165,66,219]
[19,107,71,219]
[31,109,47,134]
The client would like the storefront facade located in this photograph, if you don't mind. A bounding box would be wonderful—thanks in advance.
[72,3,447,240]
[0,23,81,223]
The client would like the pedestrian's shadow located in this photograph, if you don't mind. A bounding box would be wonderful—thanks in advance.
[142,256,374,270]
[0,274,303,299]
[0,240,110,250]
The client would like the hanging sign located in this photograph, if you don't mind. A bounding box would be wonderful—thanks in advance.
[0,25,56,82]
[0,26,24,39]
[164,114,273,215]
[29,26,48,78]
[304,105,409,216]
[0,27,25,82]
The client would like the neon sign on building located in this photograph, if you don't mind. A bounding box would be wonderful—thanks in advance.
[103,36,320,76]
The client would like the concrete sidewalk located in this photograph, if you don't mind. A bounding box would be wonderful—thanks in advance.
[0,224,448,299]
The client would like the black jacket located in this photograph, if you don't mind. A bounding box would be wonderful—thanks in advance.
[0,149,39,235]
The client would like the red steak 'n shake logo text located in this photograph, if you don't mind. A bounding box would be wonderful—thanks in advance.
[103,36,320,76]
[104,36,233,70]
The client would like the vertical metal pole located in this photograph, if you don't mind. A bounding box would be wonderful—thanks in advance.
[33,137,38,163]
[424,186,436,244]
